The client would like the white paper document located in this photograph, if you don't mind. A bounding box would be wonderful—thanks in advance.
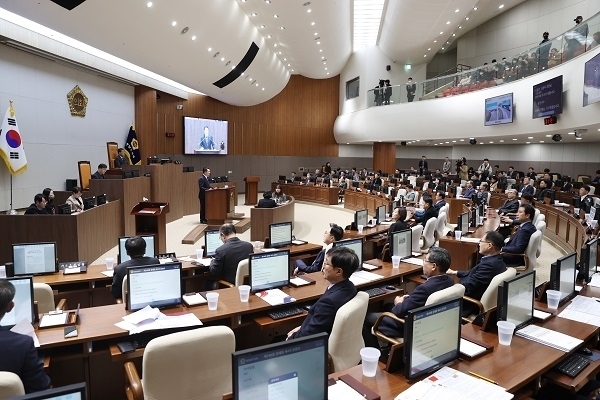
[182,293,207,306]
[460,237,482,243]
[100,270,114,277]
[122,305,162,325]
[588,274,600,288]
[395,367,512,400]
[328,380,368,400]
[515,325,582,352]
[349,270,384,285]
[195,258,212,267]
[459,338,487,358]
[289,277,311,287]
[11,320,40,347]
[38,313,68,328]
[255,288,296,306]
[558,295,600,326]
[403,257,424,266]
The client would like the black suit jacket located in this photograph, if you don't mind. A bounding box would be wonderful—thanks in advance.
[521,185,534,195]
[209,237,254,285]
[377,275,454,337]
[290,279,357,339]
[415,206,438,227]
[198,174,211,199]
[111,256,161,298]
[114,155,129,168]
[0,330,51,393]
[502,221,536,266]
[457,254,506,300]
[257,198,277,208]
[91,171,104,179]
[498,198,519,214]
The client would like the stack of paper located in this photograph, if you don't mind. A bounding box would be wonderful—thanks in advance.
[115,305,202,334]
[349,270,384,285]
[515,325,582,352]
[558,295,600,326]
[256,289,296,306]
[403,258,424,266]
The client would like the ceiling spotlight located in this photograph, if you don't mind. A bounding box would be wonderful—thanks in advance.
[428,48,431,51]
[474,7,478,10]
[280,26,285,30]
[307,9,311,13]
[469,139,477,145]
[466,17,469,20]
[576,137,582,140]
[146,2,153,7]
[552,134,562,142]
[440,31,444,35]
[260,25,265,28]
[181,27,189,34]
[527,137,533,139]
[278,51,282,54]
[526,142,531,144]
[262,88,265,91]
[273,14,279,18]
[441,47,445,50]
[512,138,517,141]
[220,57,225,61]
[192,36,196,40]
[267,35,272,38]
[499,4,504,9]
[434,40,437,43]
[446,21,450,25]
[250,12,257,16]
[171,21,177,27]
[314,32,318,35]
[273,43,277,47]
[283,58,287,60]
[208,47,212,51]
[311,22,315,25]
[455,9,459,12]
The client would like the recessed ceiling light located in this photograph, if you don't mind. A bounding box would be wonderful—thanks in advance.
[260,25,265,28]
[208,47,212,51]
[568,131,575,135]
[546,134,552,137]
[283,58,287,61]
[262,88,265,91]
[435,144,438,146]
[424,55,427,57]
[526,142,531,144]
[598,128,600,131]
[146,2,153,7]
[428,48,431,51]
[499,140,504,142]
[528,137,533,139]
[192,36,196,40]
[441,47,445,50]
[459,26,462,29]
[576,137,582,140]
[324,67,328,70]
[434,40,437,43]
[512,138,517,141]
[220,57,225,61]
[316,41,320,44]
[265,0,271,3]
[466,17,469,20]
[327,73,330,75]
[248,77,252,80]
[255,83,259,86]
[319,49,322,52]
[460,139,464,141]
[321,56,325,59]
[231,65,236,69]
[280,26,285,30]
[447,41,449,44]
[287,64,291,67]
[540,141,544,143]
[474,7,478,10]
[267,35,272,38]
[452,33,456,37]
[273,14,279,18]
[446,21,450,25]
[307,9,311,13]
[469,137,474,139]
[314,32,318,35]
[455,9,459,12]
[278,51,282,54]
[489,141,494,143]
[311,22,315,26]
[273,43,277,47]
[291,69,294,71]
[499,4,504,9]
[171,21,177,27]
[250,12,257,16]
[446,141,449,143]
[452,140,456,142]
[440,31,444,35]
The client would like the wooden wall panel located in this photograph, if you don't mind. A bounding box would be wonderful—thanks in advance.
[373,142,396,173]
[144,75,339,158]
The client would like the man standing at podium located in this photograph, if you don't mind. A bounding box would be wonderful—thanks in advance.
[198,167,212,224]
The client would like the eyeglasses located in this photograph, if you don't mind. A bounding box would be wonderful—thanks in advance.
[479,240,491,245]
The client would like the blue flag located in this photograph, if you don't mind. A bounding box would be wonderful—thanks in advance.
[124,126,141,165]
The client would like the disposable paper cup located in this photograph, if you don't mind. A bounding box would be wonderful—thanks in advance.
[238,285,251,303]
[206,292,219,310]
[195,249,202,259]
[479,216,484,225]
[360,347,381,377]
[455,231,462,240]
[391,255,401,269]
[105,257,114,270]
[497,321,516,346]
[357,225,364,234]
[574,208,580,216]
[546,290,562,310]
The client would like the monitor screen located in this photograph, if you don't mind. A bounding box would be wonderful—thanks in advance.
[498,270,535,330]
[204,230,221,257]
[590,205,600,222]
[588,238,598,274]
[459,212,469,233]
[578,237,597,283]
[82,197,95,210]
[355,209,368,228]
[96,193,107,206]
[583,52,600,107]
[333,238,363,265]
[376,205,387,223]
[550,252,577,303]
[57,203,71,215]
[13,382,86,400]
[249,250,290,293]
[183,116,228,155]
[270,222,292,248]
[12,242,57,276]
[532,75,563,118]
[404,297,462,380]
[390,229,412,259]
[127,262,182,312]
[0,277,34,327]
[484,93,513,126]
[118,235,155,263]
[232,332,328,400]
[389,200,398,215]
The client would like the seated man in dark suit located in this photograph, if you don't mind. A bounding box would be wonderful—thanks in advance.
[461,181,476,199]
[507,166,518,180]
[362,247,454,348]
[287,247,358,339]
[411,197,438,227]
[534,179,551,202]
[447,231,507,316]
[433,191,446,212]
[91,163,107,179]
[209,223,254,286]
[520,177,534,196]
[256,191,277,208]
[498,189,520,215]
[114,148,130,168]
[294,223,343,274]
[579,185,595,213]
[0,280,51,393]
[111,236,161,299]
[500,204,537,267]
[24,194,49,215]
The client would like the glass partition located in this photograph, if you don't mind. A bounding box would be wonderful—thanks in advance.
[365,11,600,107]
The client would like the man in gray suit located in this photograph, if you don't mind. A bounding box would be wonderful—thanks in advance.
[209,223,254,286]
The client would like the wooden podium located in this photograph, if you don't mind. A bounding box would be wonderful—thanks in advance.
[206,187,235,224]
[244,176,260,205]
[131,202,169,254]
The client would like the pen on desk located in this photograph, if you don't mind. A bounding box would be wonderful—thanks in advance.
[468,371,498,385]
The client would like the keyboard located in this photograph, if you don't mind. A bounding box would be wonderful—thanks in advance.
[268,306,304,320]
[364,287,387,298]
[554,353,590,378]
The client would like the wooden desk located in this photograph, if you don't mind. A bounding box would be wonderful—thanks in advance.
[0,200,122,266]
[329,364,411,399]
[272,182,339,205]
[250,196,296,242]
[447,197,472,223]
[343,190,393,215]
[136,164,184,223]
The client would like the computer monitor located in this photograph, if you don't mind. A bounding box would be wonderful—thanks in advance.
[590,205,600,222]
[0,277,34,328]
[352,181,359,188]
[204,230,221,257]
[390,177,398,184]
[390,229,412,259]
[457,211,469,233]
[549,252,577,305]
[13,382,86,400]
[497,270,535,330]
[354,209,368,228]
[82,197,95,210]
[56,203,71,215]
[294,176,302,182]
[96,193,107,206]
[232,332,328,400]
[269,222,292,248]
[126,262,183,311]
[578,237,598,282]
[12,242,57,276]
[333,238,363,265]
[278,175,286,181]
[376,205,387,224]
[404,297,462,380]
[572,197,581,208]
[472,206,480,228]
[389,200,398,215]
[248,250,290,293]
[118,235,156,263]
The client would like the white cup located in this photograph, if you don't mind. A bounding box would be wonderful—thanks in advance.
[360,347,381,377]
[554,200,559,205]
[238,285,251,303]
[546,290,562,310]
[574,208,580,216]
[479,216,484,225]
[195,249,202,259]
[357,224,364,234]
[391,255,401,269]
[206,292,219,310]
[455,230,462,240]
[497,321,516,346]
[105,257,114,270]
